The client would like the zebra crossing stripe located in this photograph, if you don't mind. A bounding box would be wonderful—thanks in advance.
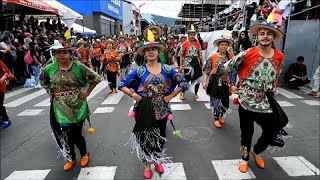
[277,101,295,107]
[5,88,32,99]
[196,85,210,102]
[4,169,51,180]
[211,159,256,180]
[77,166,117,180]
[101,91,124,105]
[277,88,303,99]
[170,104,191,111]
[150,162,187,180]
[93,107,115,114]
[204,103,211,109]
[273,156,320,176]
[17,109,44,116]
[170,93,182,102]
[4,89,47,107]
[87,81,109,100]
[34,98,50,107]
[300,100,320,106]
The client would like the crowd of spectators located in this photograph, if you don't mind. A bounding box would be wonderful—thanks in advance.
[0,15,88,89]
[199,0,319,32]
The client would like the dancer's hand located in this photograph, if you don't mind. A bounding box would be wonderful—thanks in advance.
[164,94,173,103]
[132,93,142,102]
[203,81,208,90]
[80,91,90,100]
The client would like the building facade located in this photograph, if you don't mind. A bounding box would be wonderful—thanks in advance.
[58,0,123,36]
[122,0,134,36]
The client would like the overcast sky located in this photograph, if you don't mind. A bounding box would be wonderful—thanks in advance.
[129,0,186,18]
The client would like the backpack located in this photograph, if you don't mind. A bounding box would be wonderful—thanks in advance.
[24,50,33,65]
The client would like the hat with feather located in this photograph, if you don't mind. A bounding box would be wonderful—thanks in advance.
[137,29,165,55]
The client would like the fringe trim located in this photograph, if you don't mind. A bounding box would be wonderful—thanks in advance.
[127,128,172,164]
[51,132,73,162]
[210,98,231,116]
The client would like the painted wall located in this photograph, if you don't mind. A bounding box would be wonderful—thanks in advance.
[122,1,134,35]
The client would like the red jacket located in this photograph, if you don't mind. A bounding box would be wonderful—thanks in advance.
[0,60,14,93]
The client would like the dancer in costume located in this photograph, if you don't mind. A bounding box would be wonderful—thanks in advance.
[40,41,102,171]
[175,35,187,67]
[101,39,120,94]
[142,25,170,65]
[179,25,204,100]
[90,42,102,73]
[203,31,234,128]
[0,60,14,128]
[117,32,132,79]
[227,21,285,173]
[77,41,91,67]
[118,30,188,179]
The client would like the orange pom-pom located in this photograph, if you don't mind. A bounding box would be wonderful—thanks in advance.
[88,128,95,134]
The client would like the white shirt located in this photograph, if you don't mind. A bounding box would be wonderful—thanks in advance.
[276,0,292,20]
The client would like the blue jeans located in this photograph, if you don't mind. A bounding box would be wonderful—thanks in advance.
[31,65,40,86]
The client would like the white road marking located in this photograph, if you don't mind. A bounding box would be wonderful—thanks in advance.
[4,89,46,107]
[150,162,187,180]
[277,101,295,107]
[299,86,311,94]
[5,88,32,99]
[17,109,44,116]
[170,104,191,111]
[277,88,304,99]
[170,93,182,103]
[5,169,51,180]
[77,166,117,180]
[34,98,50,107]
[300,100,320,106]
[211,159,256,180]
[93,107,115,114]
[204,103,211,109]
[101,91,124,105]
[87,81,109,100]
[196,85,210,102]
[273,156,320,176]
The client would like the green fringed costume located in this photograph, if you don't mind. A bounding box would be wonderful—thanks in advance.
[40,57,102,126]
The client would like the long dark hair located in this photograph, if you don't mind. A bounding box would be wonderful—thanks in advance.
[238,30,252,51]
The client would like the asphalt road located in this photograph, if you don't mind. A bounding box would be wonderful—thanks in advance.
[1,83,319,180]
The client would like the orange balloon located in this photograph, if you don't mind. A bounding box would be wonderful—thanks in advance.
[88,128,95,134]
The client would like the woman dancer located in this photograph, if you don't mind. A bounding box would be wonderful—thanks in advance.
[40,41,102,171]
[101,39,120,94]
[203,32,234,128]
[118,30,188,179]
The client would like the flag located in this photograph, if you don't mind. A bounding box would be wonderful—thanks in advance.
[64,28,71,40]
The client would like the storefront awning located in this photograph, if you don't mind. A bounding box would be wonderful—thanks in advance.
[43,0,82,27]
[4,0,60,15]
[71,23,96,34]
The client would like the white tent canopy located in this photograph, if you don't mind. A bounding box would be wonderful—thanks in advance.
[71,23,96,34]
[43,0,82,28]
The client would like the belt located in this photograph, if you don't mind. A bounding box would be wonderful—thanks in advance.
[54,88,81,96]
